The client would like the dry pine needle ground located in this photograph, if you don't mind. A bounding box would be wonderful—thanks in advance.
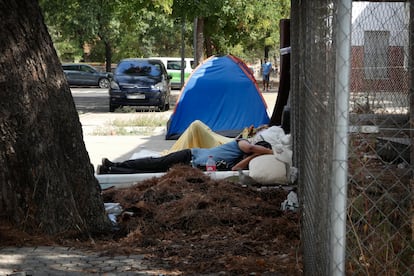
[100,165,302,275]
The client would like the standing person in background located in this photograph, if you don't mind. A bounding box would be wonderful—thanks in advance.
[261,58,272,92]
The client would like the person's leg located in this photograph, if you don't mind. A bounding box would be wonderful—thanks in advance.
[107,149,192,174]
[169,120,226,151]
[263,76,266,91]
[265,74,270,91]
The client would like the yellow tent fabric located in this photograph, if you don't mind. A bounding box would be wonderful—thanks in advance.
[166,120,233,153]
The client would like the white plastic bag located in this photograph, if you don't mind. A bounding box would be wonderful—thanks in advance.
[281,191,299,212]
[105,203,123,224]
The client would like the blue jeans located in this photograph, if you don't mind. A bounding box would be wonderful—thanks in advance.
[108,149,192,174]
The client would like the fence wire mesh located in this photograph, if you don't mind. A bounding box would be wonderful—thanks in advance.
[291,1,413,275]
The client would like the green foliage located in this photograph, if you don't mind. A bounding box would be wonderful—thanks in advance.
[172,0,226,19]
[39,0,290,65]
[204,0,291,60]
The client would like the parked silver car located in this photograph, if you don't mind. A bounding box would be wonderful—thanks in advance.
[62,63,111,88]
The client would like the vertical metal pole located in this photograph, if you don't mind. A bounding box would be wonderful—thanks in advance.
[270,19,290,127]
[330,0,351,275]
[193,17,198,65]
[408,0,414,243]
[180,18,185,89]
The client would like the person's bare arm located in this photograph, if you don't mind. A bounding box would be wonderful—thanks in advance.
[237,140,273,155]
[231,153,260,171]
[231,140,273,171]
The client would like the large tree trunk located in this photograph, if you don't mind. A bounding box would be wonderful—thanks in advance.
[0,0,111,236]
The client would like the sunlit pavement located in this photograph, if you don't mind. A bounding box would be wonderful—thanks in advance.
[0,246,173,275]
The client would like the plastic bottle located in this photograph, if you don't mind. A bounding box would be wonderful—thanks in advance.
[206,155,216,178]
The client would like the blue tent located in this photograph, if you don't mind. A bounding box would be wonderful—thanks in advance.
[166,55,270,140]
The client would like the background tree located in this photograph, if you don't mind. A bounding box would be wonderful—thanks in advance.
[0,0,111,235]
[203,0,290,62]
[172,0,225,65]
[171,0,290,64]
[40,0,173,71]
[39,0,98,61]
[110,5,193,60]
[40,0,289,69]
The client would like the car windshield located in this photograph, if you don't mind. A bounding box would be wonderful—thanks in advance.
[116,60,162,77]
[167,60,185,70]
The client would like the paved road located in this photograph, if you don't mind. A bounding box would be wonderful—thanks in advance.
[71,87,181,114]
[70,87,276,116]
[71,88,109,113]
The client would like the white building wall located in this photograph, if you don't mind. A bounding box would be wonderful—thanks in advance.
[351,2,409,47]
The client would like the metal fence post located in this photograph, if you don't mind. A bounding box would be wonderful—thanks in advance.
[330,0,352,275]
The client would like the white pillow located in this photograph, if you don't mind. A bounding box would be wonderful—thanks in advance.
[248,154,288,184]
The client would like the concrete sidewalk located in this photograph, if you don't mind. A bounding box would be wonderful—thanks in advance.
[83,129,175,172]
[0,246,172,275]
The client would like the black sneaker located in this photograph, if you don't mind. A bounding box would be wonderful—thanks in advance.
[96,164,109,175]
[102,158,114,167]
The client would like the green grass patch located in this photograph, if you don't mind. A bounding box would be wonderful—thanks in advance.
[111,114,168,127]
[90,113,169,136]
[91,126,158,136]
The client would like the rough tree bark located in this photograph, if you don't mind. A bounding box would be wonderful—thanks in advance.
[0,0,111,235]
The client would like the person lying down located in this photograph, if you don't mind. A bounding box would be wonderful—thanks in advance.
[96,120,288,175]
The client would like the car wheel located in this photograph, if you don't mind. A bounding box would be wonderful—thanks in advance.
[158,103,166,112]
[109,104,117,112]
[157,98,167,112]
[158,95,170,112]
[164,96,170,111]
[99,78,110,88]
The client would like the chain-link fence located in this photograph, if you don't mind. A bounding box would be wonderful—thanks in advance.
[290,1,413,275]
